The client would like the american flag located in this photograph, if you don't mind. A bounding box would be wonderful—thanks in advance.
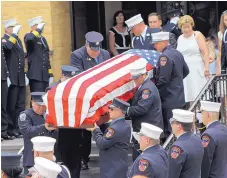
[124,49,161,67]
[43,50,161,128]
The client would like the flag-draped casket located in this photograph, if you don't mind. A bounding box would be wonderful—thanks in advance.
[43,50,161,128]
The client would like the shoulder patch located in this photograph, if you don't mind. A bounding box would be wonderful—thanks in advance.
[202,135,210,148]
[2,39,7,43]
[19,113,27,121]
[171,146,181,159]
[105,127,115,138]
[142,89,151,100]
[160,56,168,66]
[138,159,149,172]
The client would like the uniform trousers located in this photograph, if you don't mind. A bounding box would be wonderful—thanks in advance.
[58,129,82,178]
[29,79,49,93]
[7,85,26,135]
[81,130,92,162]
[1,80,8,136]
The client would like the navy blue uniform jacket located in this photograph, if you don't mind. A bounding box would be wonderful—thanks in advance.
[93,118,131,178]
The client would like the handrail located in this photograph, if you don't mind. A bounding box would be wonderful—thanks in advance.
[163,74,227,149]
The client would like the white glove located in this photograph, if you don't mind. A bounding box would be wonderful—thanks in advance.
[170,16,180,25]
[49,77,54,84]
[12,25,22,35]
[37,23,45,31]
[25,74,29,86]
[7,77,11,87]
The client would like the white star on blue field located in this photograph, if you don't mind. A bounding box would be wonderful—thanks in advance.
[125,49,161,67]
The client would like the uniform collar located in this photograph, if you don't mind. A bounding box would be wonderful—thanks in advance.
[111,117,124,125]
[143,144,159,153]
[4,34,10,39]
[137,76,149,91]
[177,131,192,140]
[206,120,219,129]
[141,25,148,40]
[163,45,171,52]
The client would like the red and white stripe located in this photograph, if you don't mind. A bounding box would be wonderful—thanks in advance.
[43,53,150,128]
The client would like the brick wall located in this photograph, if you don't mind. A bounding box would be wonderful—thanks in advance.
[1,1,72,108]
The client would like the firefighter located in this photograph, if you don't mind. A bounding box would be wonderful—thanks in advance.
[70,31,110,170]
[125,14,161,50]
[87,98,131,178]
[200,101,227,178]
[24,16,53,93]
[2,18,27,139]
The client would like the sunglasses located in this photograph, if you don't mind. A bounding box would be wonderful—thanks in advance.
[222,10,227,15]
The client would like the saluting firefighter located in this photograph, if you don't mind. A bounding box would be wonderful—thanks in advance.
[2,18,28,139]
[127,123,168,178]
[31,136,71,178]
[153,32,189,140]
[1,33,11,141]
[18,92,57,174]
[200,101,227,178]
[24,16,54,93]
[46,65,82,178]
[125,14,161,50]
[168,109,204,178]
[87,98,131,178]
[70,31,110,170]
[127,58,163,161]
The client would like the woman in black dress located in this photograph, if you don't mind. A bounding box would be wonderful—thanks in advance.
[109,10,131,56]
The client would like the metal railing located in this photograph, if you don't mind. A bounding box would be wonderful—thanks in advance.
[163,74,227,150]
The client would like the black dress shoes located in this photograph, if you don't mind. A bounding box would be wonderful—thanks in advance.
[2,134,15,140]
[12,132,23,138]
[81,160,89,170]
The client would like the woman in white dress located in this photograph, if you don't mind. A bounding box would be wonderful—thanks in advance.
[177,15,210,103]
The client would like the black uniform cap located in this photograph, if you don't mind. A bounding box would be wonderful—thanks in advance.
[1,152,22,168]
[61,65,80,78]
[31,92,46,105]
[85,31,104,51]
[109,98,130,113]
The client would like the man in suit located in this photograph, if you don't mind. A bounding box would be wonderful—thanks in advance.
[125,14,161,50]
[2,18,27,139]
[70,31,110,170]
[153,32,189,139]
[200,101,227,178]
[148,12,178,49]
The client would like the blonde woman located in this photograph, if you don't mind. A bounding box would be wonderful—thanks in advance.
[177,15,210,104]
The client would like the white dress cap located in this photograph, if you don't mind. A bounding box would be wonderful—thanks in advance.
[31,157,62,178]
[125,14,143,29]
[200,100,221,112]
[133,123,163,142]
[3,18,17,28]
[127,58,147,79]
[171,109,195,123]
[28,16,43,27]
[151,32,169,43]
[31,136,56,152]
